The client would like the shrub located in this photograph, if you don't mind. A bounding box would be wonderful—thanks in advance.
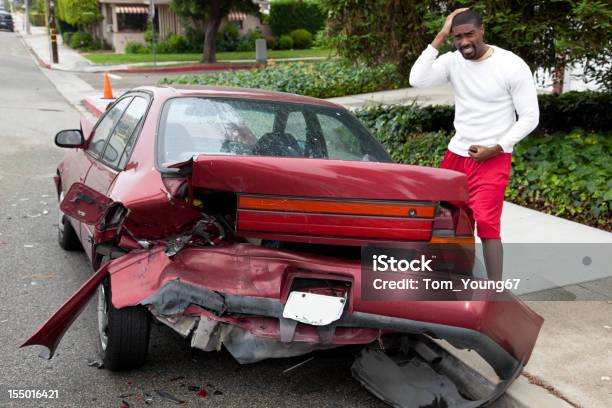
[313,29,335,49]
[290,29,313,49]
[216,23,241,52]
[355,91,612,139]
[537,91,612,133]
[167,34,189,53]
[185,27,204,53]
[69,31,93,49]
[62,32,75,46]
[235,29,264,52]
[269,0,327,36]
[278,35,294,50]
[161,61,410,99]
[265,35,278,50]
[353,96,612,231]
[125,41,147,54]
[29,12,46,27]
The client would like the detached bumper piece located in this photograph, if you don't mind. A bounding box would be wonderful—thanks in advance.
[352,336,523,408]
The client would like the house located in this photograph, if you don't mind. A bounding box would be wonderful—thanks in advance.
[97,0,270,53]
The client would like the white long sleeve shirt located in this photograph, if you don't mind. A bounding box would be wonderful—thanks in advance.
[409,44,539,156]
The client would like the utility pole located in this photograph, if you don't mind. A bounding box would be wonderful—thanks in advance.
[148,0,156,67]
[24,0,31,34]
[46,0,58,63]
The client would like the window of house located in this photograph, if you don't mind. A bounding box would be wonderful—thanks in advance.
[117,11,148,32]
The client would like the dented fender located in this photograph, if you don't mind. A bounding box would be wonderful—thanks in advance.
[20,263,110,358]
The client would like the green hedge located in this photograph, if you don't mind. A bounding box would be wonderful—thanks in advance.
[356,91,611,138]
[269,0,327,36]
[161,61,410,98]
[354,109,612,231]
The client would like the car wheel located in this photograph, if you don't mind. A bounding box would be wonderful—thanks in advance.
[58,192,81,251]
[98,277,150,371]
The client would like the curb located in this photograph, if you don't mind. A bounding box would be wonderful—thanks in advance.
[82,97,109,117]
[13,27,52,69]
[111,63,263,74]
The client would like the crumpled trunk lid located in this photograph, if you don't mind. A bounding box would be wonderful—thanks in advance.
[190,156,469,243]
[191,155,468,201]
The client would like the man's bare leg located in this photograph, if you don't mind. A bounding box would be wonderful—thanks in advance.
[482,238,503,280]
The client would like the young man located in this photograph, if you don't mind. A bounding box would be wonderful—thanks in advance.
[409,9,539,280]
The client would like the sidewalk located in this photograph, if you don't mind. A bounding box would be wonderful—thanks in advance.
[12,14,322,74]
[15,19,612,407]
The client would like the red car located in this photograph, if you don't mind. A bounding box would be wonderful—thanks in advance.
[23,86,542,405]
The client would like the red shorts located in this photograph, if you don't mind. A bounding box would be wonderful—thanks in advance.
[440,150,512,239]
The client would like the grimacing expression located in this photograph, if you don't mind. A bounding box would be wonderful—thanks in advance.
[452,23,485,60]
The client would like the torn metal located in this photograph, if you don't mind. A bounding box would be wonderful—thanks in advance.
[22,154,544,406]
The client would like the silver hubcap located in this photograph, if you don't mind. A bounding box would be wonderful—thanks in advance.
[58,192,65,235]
[97,286,108,351]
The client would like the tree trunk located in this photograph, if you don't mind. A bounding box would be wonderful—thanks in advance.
[202,14,222,63]
[552,54,565,95]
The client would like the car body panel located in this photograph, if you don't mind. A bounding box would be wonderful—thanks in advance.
[23,86,543,404]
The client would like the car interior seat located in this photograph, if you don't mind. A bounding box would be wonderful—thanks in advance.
[252,131,303,157]
[164,123,195,163]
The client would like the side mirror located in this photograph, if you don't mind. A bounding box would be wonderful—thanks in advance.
[55,129,84,148]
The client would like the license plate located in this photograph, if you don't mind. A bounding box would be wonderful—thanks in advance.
[282,291,346,326]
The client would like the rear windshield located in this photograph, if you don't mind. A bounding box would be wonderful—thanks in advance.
[157,97,391,167]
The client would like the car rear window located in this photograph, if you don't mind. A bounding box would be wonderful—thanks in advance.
[157,97,391,166]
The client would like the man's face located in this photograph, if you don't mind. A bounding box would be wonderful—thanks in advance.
[452,23,485,60]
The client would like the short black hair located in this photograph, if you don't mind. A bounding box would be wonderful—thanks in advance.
[451,10,483,28]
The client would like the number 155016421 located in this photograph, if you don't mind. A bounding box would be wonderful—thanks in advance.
[8,390,59,399]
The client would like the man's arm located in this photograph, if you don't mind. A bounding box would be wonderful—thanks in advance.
[409,8,468,88]
[497,60,540,153]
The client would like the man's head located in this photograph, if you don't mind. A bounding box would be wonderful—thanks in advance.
[451,10,486,60]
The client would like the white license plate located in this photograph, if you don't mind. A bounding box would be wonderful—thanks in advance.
[282,291,346,326]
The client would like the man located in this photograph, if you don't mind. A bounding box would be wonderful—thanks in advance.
[409,9,539,280]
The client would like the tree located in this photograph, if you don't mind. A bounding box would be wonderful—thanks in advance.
[324,0,612,93]
[171,0,259,63]
[56,0,101,27]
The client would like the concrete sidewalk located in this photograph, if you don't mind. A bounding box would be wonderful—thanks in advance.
[12,13,323,73]
[15,21,612,407]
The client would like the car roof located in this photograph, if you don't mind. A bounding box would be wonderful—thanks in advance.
[132,85,343,109]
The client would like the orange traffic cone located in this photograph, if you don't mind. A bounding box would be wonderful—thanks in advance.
[103,72,114,99]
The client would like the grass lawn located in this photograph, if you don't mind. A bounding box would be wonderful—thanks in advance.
[84,48,336,65]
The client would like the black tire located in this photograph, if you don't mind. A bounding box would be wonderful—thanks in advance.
[58,214,81,251]
[98,278,150,371]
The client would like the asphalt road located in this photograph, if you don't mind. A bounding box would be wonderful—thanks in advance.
[77,71,196,92]
[0,31,384,408]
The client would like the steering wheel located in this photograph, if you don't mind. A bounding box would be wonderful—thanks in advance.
[252,132,303,157]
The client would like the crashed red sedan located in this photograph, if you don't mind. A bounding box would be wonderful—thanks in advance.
[23,85,543,406]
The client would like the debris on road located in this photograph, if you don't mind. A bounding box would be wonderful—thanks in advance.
[213,390,223,396]
[601,376,610,381]
[169,375,185,382]
[283,356,315,373]
[155,389,185,404]
[196,388,208,398]
[87,358,104,369]
[23,244,34,248]
[119,400,130,408]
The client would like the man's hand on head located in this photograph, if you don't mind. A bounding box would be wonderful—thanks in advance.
[468,145,503,162]
[432,8,469,49]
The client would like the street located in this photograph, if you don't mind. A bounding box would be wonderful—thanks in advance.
[0,30,384,408]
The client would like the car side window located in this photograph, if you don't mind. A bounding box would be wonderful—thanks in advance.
[285,111,307,146]
[102,96,148,169]
[317,113,364,160]
[88,98,132,158]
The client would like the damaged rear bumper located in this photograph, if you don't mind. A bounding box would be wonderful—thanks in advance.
[144,278,523,379]
[21,243,542,402]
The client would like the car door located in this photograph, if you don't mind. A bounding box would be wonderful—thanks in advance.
[80,94,150,259]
